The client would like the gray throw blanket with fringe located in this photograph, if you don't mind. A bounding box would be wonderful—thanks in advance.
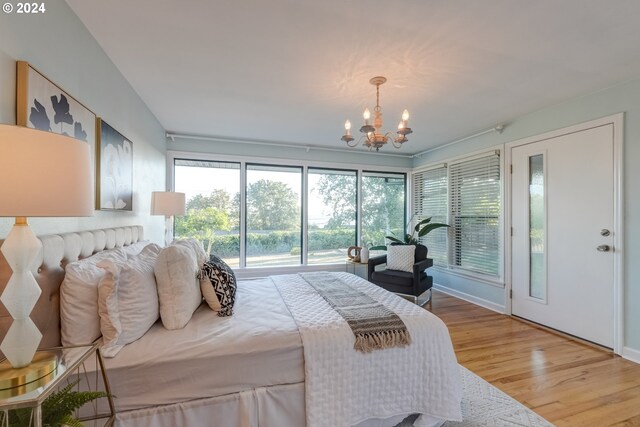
[300,272,411,353]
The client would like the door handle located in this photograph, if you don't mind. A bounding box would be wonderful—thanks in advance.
[597,245,611,252]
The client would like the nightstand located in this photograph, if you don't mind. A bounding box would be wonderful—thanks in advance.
[0,343,114,427]
[346,259,369,280]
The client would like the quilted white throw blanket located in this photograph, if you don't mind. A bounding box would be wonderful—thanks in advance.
[272,272,462,427]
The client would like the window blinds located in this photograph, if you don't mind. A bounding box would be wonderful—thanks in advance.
[412,165,448,266]
[449,152,501,276]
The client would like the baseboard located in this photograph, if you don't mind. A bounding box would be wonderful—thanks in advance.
[433,283,506,314]
[622,346,640,364]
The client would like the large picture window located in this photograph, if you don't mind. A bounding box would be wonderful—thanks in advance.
[174,159,241,267]
[361,172,406,254]
[307,168,357,264]
[173,156,406,270]
[246,164,302,267]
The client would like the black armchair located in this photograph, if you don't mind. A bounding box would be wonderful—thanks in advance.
[367,244,434,305]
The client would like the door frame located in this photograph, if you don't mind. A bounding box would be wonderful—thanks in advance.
[504,113,624,354]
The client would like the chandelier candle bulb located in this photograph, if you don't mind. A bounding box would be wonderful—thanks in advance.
[345,120,352,135]
[363,108,371,124]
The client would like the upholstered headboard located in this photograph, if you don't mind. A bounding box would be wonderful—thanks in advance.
[0,226,144,351]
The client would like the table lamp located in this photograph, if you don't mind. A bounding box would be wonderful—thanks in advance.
[150,191,186,245]
[0,124,93,368]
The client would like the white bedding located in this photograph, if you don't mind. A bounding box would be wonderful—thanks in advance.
[98,272,461,426]
[273,272,463,427]
[102,277,303,412]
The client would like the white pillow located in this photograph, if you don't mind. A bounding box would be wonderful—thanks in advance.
[60,247,128,346]
[172,238,207,268]
[122,240,152,257]
[154,244,202,330]
[97,244,161,357]
[386,245,416,273]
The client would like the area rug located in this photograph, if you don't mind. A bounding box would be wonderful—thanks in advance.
[395,366,554,427]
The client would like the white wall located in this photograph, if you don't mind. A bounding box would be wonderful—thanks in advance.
[414,77,640,355]
[0,0,166,243]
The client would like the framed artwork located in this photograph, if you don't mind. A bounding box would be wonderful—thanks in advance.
[16,61,96,181]
[96,118,133,211]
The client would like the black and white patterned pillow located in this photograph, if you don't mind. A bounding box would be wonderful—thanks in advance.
[197,255,237,317]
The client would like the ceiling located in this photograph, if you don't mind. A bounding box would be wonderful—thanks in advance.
[66,0,640,155]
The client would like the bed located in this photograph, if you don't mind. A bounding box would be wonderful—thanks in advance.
[0,226,462,427]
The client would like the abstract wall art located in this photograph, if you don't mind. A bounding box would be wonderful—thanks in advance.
[96,118,133,211]
[16,60,97,187]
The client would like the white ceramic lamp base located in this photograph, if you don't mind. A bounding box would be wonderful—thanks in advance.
[0,221,43,368]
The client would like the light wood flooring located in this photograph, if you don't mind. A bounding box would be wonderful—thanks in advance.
[427,291,640,427]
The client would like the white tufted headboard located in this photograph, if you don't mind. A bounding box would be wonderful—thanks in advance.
[0,226,144,352]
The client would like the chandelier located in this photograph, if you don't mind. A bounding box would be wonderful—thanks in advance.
[341,76,412,151]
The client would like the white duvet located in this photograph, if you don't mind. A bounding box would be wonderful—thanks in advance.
[272,272,463,427]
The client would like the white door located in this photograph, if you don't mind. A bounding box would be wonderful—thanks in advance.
[511,124,615,347]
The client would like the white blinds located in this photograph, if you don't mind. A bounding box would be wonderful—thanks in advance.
[412,165,448,266]
[449,153,501,276]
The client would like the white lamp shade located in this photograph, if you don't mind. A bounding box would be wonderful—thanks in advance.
[0,124,94,217]
[151,191,186,216]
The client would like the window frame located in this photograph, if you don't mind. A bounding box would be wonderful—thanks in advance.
[361,170,408,250]
[306,167,359,266]
[244,162,304,267]
[168,150,409,276]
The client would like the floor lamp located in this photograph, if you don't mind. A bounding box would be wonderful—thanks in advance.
[151,191,186,245]
[0,124,93,368]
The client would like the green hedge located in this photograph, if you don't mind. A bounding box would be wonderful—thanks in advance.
[187,229,357,257]
[178,228,401,258]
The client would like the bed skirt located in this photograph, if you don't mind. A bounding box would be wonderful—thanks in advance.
[114,382,444,427]
[115,383,305,427]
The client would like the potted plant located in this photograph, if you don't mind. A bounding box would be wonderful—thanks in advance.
[8,380,108,427]
[370,216,449,250]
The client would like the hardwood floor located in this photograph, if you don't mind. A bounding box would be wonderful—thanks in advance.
[427,291,640,427]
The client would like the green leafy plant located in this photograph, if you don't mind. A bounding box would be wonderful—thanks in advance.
[9,380,108,427]
[370,216,449,250]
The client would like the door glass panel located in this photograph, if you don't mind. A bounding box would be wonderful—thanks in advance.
[529,154,545,299]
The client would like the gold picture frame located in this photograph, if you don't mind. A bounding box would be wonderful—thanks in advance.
[16,60,97,194]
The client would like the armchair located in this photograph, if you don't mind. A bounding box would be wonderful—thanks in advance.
[367,244,433,305]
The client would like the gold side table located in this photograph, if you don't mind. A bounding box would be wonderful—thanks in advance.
[0,344,114,427]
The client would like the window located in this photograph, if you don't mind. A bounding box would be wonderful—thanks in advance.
[362,172,406,254]
[174,159,241,267]
[412,165,448,266]
[307,168,357,264]
[172,155,407,270]
[245,164,302,267]
[412,151,501,278]
[450,153,501,276]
